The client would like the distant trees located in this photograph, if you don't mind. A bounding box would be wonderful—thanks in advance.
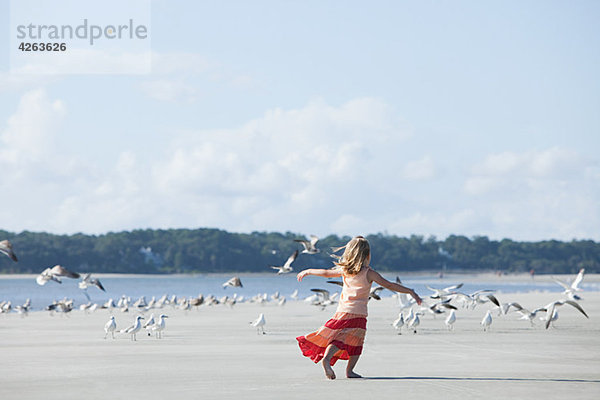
[0,228,598,274]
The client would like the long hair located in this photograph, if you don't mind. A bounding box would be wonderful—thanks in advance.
[333,236,370,276]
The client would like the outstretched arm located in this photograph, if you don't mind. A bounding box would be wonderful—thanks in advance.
[367,269,422,305]
[297,268,342,282]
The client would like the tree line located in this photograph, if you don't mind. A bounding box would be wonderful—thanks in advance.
[1,228,598,274]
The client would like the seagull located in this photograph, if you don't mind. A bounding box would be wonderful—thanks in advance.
[120,315,145,341]
[104,316,117,339]
[310,288,337,309]
[369,286,385,301]
[78,273,106,300]
[408,312,422,334]
[422,300,457,317]
[392,312,404,334]
[426,283,464,299]
[251,313,266,334]
[486,295,523,316]
[150,314,169,339]
[270,250,298,274]
[290,289,298,300]
[294,235,320,254]
[0,240,18,261]
[481,310,492,332]
[445,309,456,330]
[223,276,243,289]
[516,306,548,326]
[143,313,156,334]
[36,265,80,286]
[543,300,589,329]
[394,293,415,310]
[553,269,585,300]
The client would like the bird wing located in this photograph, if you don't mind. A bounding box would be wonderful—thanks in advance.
[395,276,402,284]
[92,278,105,291]
[571,269,585,290]
[326,280,343,287]
[51,265,80,279]
[552,277,571,290]
[284,250,299,268]
[507,302,523,312]
[545,303,557,329]
[309,235,319,246]
[486,294,500,307]
[444,283,463,291]
[293,239,310,250]
[562,300,589,319]
[425,285,440,293]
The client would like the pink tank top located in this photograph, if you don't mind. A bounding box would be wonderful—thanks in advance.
[336,266,372,316]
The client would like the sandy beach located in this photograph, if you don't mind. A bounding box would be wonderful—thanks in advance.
[1,290,599,400]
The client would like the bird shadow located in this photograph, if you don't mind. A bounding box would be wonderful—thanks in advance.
[363,376,600,383]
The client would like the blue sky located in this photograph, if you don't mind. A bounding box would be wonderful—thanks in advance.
[0,0,598,240]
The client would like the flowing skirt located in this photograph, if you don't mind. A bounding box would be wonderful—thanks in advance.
[296,312,367,366]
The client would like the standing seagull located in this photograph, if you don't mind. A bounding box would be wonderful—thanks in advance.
[223,276,243,289]
[445,309,456,331]
[294,235,320,254]
[120,315,145,341]
[408,312,422,334]
[251,313,266,334]
[481,310,492,332]
[36,265,80,286]
[392,312,404,334]
[270,250,298,274]
[104,316,117,339]
[0,240,18,261]
[150,314,169,339]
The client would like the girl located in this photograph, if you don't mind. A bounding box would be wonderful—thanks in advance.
[296,235,422,380]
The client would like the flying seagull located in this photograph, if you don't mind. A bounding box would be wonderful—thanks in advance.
[552,269,585,300]
[544,300,589,329]
[270,250,298,274]
[36,265,80,286]
[223,276,243,289]
[294,235,320,254]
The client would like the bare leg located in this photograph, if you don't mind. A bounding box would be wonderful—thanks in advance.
[321,344,338,380]
[346,355,362,378]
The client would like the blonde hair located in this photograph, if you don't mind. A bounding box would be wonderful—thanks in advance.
[333,236,371,276]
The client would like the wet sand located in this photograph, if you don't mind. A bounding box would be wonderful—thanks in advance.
[1,291,598,399]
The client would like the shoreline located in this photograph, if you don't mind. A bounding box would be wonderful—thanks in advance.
[1,271,599,282]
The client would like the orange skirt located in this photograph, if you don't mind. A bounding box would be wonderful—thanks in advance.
[296,312,367,366]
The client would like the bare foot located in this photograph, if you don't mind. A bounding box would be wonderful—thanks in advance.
[346,371,362,379]
[322,359,336,380]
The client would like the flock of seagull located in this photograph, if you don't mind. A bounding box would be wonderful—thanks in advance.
[0,237,593,339]
[386,269,589,334]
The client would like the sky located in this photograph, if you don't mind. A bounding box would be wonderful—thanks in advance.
[0,0,598,241]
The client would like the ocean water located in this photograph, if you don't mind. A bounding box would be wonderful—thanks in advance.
[1,272,597,311]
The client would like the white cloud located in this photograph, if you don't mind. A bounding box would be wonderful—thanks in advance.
[1,93,597,241]
[139,79,198,102]
[138,51,258,102]
[401,155,436,180]
[0,89,66,165]
[460,147,599,240]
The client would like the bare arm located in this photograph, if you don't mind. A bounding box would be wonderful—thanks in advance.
[297,268,342,282]
[367,269,422,305]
